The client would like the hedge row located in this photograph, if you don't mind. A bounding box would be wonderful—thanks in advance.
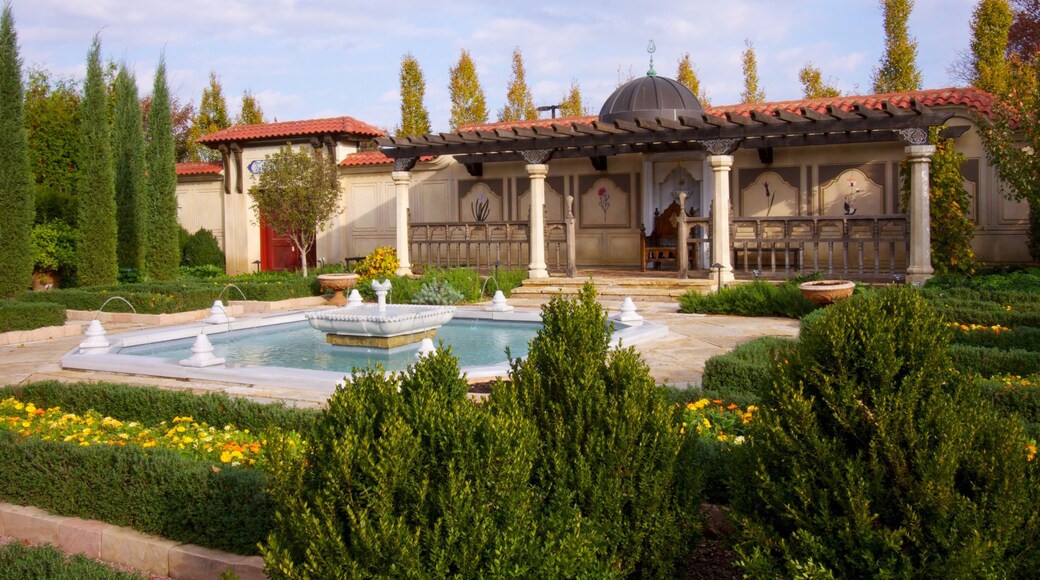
[950,325,1040,351]
[932,302,1040,328]
[15,277,319,315]
[678,279,819,319]
[0,430,270,555]
[700,336,792,405]
[0,300,65,333]
[0,381,319,435]
[979,377,1040,439]
[948,344,1040,378]
[0,542,142,579]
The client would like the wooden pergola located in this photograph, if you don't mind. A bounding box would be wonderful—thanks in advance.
[376,99,957,283]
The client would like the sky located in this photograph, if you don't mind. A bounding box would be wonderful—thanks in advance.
[11,0,977,133]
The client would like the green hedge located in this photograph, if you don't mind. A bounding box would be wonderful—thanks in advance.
[0,300,65,332]
[0,430,270,555]
[978,377,1040,438]
[948,344,1040,378]
[932,301,1040,328]
[950,325,1040,351]
[14,277,318,315]
[700,337,792,405]
[0,381,319,435]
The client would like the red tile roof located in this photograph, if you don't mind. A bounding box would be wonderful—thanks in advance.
[338,150,435,167]
[175,161,223,176]
[708,87,995,118]
[197,116,385,145]
[456,87,994,133]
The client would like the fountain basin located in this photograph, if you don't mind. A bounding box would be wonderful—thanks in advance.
[317,273,360,306]
[306,304,455,348]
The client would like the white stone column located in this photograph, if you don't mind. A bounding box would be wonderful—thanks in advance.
[526,163,549,279]
[905,144,937,284]
[392,170,413,276]
[708,155,735,286]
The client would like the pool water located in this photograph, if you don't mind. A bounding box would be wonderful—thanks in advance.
[120,319,541,374]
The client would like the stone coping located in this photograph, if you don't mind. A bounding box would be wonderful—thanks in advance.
[0,502,265,579]
[0,322,85,347]
[60,305,669,391]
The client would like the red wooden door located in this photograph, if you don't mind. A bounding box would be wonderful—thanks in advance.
[260,223,316,271]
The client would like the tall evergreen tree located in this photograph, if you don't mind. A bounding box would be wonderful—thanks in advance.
[871,0,923,93]
[396,53,430,137]
[0,3,34,297]
[75,34,118,287]
[498,47,536,122]
[676,52,710,105]
[235,89,264,125]
[740,39,766,103]
[112,64,146,273]
[144,56,180,280]
[187,71,230,161]
[25,68,79,224]
[970,0,1014,96]
[448,49,488,131]
[799,63,842,98]
[558,79,586,117]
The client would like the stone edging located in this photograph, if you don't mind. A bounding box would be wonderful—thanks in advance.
[0,502,266,579]
[0,322,85,347]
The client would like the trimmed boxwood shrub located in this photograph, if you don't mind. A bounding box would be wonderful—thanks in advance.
[700,336,791,406]
[0,300,65,332]
[978,376,1040,438]
[262,285,699,577]
[948,344,1040,378]
[0,381,318,435]
[731,287,1039,578]
[0,430,270,555]
[932,300,1040,328]
[181,228,225,269]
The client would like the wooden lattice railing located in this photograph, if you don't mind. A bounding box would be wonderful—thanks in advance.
[408,221,568,272]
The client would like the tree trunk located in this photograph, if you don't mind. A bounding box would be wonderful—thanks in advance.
[299,245,308,277]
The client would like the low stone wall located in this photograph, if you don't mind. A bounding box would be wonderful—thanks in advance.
[0,502,266,579]
[0,322,85,347]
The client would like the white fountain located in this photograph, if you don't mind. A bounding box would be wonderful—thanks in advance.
[306,279,455,348]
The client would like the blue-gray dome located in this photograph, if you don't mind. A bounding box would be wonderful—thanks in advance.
[599,75,703,124]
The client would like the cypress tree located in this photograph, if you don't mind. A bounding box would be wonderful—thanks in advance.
[799,62,842,98]
[448,49,488,131]
[676,52,710,105]
[75,34,118,287]
[112,64,146,273]
[498,47,536,122]
[871,0,923,93]
[740,39,765,103]
[235,89,264,125]
[144,56,180,280]
[970,0,1013,96]
[558,79,586,117]
[396,53,430,137]
[0,3,33,297]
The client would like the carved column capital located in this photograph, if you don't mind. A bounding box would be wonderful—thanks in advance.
[521,148,554,165]
[895,127,929,146]
[702,138,741,156]
[393,156,419,172]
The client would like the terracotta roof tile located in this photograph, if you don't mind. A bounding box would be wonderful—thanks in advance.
[175,161,223,176]
[707,87,995,118]
[456,88,994,133]
[338,151,435,167]
[198,116,385,145]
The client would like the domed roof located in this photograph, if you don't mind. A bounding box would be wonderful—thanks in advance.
[599,75,703,124]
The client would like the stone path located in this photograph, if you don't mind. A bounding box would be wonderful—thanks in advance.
[0,298,801,404]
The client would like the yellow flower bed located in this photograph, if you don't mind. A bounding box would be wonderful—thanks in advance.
[947,321,1012,334]
[0,397,302,470]
[680,398,756,444]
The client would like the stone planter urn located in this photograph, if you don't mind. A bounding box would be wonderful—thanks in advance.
[317,273,360,306]
[798,279,855,305]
